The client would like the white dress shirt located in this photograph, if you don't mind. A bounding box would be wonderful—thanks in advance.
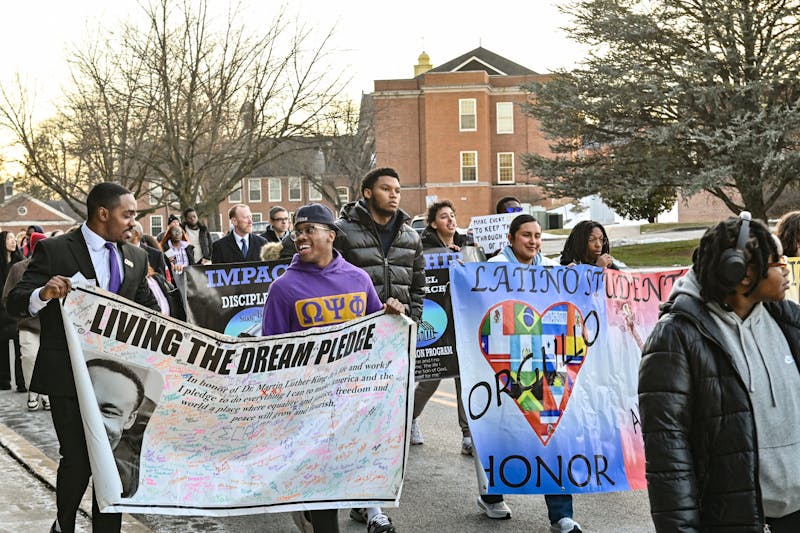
[29,224,126,315]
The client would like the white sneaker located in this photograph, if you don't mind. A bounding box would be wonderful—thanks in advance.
[550,517,582,532]
[461,436,473,456]
[476,497,512,519]
[409,418,423,445]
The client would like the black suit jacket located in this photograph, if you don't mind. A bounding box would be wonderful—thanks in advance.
[210,232,267,263]
[141,243,169,279]
[7,229,158,397]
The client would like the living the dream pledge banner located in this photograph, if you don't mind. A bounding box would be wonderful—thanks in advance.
[61,284,416,516]
[451,263,687,495]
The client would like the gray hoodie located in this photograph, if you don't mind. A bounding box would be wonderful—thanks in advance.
[669,270,800,518]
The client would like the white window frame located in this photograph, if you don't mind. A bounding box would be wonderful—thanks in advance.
[252,212,262,223]
[268,177,282,202]
[496,102,514,134]
[288,177,302,202]
[497,152,515,184]
[150,215,163,237]
[459,98,477,132]
[336,187,350,203]
[149,184,162,206]
[228,183,242,203]
[248,178,262,202]
[460,151,478,183]
[308,180,322,201]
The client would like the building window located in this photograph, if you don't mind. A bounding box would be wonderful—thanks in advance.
[252,212,262,223]
[497,152,515,184]
[248,178,261,202]
[288,177,302,202]
[459,99,477,131]
[497,102,514,134]
[308,180,322,201]
[460,151,478,182]
[150,215,163,237]
[268,178,281,202]
[336,187,350,203]
[228,183,242,203]
[149,184,162,206]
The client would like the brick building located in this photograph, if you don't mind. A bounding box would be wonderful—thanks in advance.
[372,47,563,223]
[0,194,78,235]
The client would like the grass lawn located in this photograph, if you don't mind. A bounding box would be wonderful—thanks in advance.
[613,238,699,268]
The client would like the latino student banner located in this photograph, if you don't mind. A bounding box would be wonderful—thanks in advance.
[450,263,687,495]
[60,284,416,515]
[184,260,290,336]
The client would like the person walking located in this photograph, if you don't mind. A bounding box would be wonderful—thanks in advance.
[211,204,267,263]
[0,230,25,392]
[262,203,403,533]
[7,182,158,533]
[2,231,49,410]
[640,213,800,532]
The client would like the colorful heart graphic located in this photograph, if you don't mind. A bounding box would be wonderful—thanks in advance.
[479,300,589,445]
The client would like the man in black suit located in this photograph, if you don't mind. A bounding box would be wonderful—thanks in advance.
[210,203,267,263]
[8,183,158,533]
[129,221,170,280]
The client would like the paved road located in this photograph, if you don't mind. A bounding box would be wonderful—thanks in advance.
[0,382,655,533]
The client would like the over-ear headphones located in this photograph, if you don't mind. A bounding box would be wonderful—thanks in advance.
[719,211,752,285]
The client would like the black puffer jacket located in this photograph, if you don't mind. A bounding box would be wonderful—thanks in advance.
[639,276,800,532]
[419,227,467,251]
[334,201,425,323]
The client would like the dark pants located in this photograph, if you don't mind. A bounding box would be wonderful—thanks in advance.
[0,333,23,390]
[309,509,339,533]
[49,395,121,533]
[767,509,800,533]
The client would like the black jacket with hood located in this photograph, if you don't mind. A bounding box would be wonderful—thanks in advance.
[639,270,800,532]
[334,200,425,323]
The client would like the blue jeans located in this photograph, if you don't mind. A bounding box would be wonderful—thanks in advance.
[545,494,573,524]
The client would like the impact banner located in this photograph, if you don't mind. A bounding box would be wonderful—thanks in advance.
[451,263,687,495]
[184,260,290,336]
[61,284,416,516]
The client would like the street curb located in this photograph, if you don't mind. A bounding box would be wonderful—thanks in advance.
[0,421,151,533]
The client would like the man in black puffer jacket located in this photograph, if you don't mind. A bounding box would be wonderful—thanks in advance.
[334,168,425,323]
[639,214,800,533]
[333,167,423,533]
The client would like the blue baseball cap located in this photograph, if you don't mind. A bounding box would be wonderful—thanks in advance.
[294,203,342,233]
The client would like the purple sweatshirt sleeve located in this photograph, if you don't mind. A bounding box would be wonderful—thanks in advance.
[262,284,290,336]
[365,278,384,315]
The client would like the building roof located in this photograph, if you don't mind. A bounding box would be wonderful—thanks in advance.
[425,47,537,76]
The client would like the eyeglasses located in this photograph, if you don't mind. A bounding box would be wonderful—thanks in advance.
[768,255,788,268]
[505,206,523,213]
[271,217,289,222]
[289,225,333,241]
[588,237,608,245]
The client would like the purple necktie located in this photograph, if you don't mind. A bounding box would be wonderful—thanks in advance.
[105,242,121,293]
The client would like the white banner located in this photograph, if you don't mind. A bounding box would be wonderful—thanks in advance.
[61,284,416,516]
[469,213,517,254]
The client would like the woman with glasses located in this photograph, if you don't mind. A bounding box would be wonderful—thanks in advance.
[559,220,619,270]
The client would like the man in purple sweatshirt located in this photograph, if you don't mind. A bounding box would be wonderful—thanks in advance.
[261,203,403,533]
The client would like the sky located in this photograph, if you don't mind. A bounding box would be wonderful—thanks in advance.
[0,0,586,166]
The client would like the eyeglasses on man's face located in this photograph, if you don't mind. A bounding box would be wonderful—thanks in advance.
[289,225,333,241]
[505,206,523,213]
[271,217,289,223]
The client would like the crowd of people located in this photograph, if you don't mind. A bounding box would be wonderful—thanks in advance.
[1,174,799,533]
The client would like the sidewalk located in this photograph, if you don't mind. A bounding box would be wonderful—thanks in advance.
[0,389,150,532]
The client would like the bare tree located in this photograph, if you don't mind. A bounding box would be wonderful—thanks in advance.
[302,96,375,213]
[0,0,344,225]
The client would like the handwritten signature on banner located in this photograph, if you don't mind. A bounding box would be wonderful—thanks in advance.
[64,286,416,516]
